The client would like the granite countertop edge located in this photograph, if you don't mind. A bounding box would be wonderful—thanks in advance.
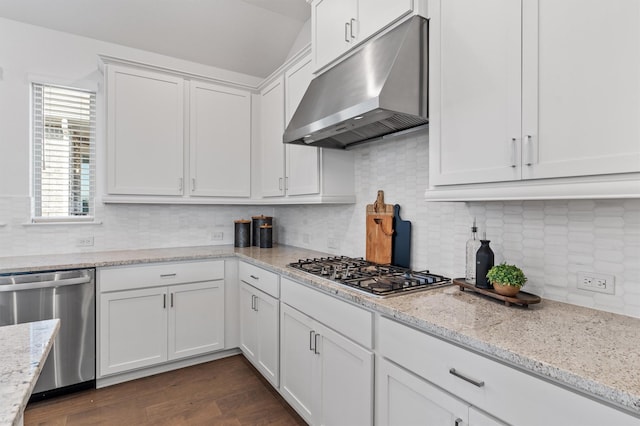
[0,319,60,426]
[0,245,638,416]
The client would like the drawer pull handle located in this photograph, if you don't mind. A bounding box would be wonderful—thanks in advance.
[314,333,320,355]
[455,418,463,426]
[163,294,166,309]
[449,368,485,388]
[160,273,177,278]
[309,330,315,352]
[249,275,259,280]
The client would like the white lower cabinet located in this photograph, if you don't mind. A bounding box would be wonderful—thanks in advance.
[378,316,639,426]
[280,303,373,426]
[168,281,225,360]
[98,260,225,377]
[377,357,473,426]
[239,281,279,387]
[100,287,168,374]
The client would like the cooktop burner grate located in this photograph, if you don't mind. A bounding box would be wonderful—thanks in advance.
[288,256,451,297]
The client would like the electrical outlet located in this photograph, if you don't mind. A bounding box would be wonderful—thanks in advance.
[212,232,224,241]
[577,272,615,295]
[76,236,94,247]
[327,238,339,250]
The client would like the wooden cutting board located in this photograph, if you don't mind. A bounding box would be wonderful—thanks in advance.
[366,190,394,265]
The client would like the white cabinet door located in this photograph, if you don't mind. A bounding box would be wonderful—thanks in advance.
[521,0,640,180]
[315,322,373,426]
[260,77,286,197]
[313,0,358,70]
[285,55,320,196]
[358,0,414,41]
[429,0,522,186]
[167,280,225,360]
[189,81,251,197]
[107,65,184,195]
[469,407,508,426]
[240,281,280,387]
[376,357,469,426]
[100,287,168,376]
[254,288,279,387]
[280,303,316,424]
[239,282,258,359]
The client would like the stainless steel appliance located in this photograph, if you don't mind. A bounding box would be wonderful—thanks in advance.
[289,256,450,297]
[0,269,95,400]
[283,16,428,149]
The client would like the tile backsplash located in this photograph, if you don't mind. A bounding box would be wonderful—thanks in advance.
[0,129,638,318]
[275,130,640,318]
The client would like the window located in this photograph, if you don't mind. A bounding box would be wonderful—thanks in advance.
[32,83,96,221]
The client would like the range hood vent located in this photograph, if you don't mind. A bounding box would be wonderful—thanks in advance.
[283,16,428,150]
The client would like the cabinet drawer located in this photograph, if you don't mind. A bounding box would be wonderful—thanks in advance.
[379,317,638,426]
[238,261,279,298]
[99,260,224,292]
[281,277,372,348]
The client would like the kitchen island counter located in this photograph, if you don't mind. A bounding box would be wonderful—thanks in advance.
[0,245,638,417]
[0,319,60,426]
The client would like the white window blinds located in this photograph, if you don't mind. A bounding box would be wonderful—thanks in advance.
[32,83,96,221]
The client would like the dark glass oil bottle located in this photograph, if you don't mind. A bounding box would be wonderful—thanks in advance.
[475,237,494,289]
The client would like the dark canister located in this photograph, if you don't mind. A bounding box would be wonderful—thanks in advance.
[252,215,273,247]
[259,224,273,248]
[475,239,495,289]
[234,219,251,247]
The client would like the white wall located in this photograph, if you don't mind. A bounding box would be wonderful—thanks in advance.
[275,130,640,319]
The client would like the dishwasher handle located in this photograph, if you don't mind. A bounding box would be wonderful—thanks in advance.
[0,275,93,292]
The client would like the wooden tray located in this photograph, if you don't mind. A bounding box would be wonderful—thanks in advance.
[453,278,541,307]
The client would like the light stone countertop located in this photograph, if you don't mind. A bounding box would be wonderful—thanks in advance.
[0,319,60,426]
[0,245,638,416]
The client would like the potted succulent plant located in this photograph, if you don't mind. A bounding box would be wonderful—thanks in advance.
[486,263,527,297]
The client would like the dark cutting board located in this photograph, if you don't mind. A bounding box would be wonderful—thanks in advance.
[392,204,411,269]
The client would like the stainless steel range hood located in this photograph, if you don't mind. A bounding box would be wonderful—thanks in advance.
[283,16,428,150]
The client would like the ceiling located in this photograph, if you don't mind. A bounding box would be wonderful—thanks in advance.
[0,0,311,78]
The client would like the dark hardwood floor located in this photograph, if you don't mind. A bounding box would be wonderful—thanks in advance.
[25,355,307,425]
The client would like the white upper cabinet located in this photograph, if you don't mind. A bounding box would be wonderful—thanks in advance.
[521,0,640,180]
[285,56,320,196]
[428,0,522,186]
[258,52,356,203]
[312,0,414,71]
[313,0,359,70]
[107,65,184,195]
[105,62,253,202]
[428,0,640,199]
[358,0,414,41]
[259,76,286,197]
[189,81,251,197]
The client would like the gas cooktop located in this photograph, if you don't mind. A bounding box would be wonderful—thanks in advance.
[288,256,451,298]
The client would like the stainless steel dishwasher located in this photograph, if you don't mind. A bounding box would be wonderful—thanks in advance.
[0,268,95,400]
